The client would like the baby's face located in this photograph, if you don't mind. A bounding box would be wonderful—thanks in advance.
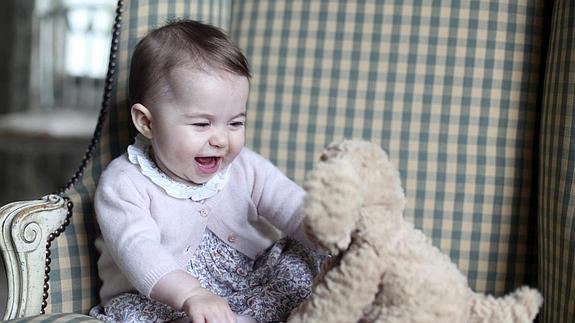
[147,68,249,185]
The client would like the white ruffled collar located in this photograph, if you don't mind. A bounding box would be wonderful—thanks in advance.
[127,134,230,201]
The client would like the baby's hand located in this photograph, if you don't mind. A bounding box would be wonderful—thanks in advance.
[182,287,237,323]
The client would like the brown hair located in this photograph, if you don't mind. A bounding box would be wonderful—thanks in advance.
[128,19,251,106]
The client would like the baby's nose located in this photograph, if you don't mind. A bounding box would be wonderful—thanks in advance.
[209,129,228,148]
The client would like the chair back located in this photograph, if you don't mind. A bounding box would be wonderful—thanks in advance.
[47,0,544,315]
[231,0,543,295]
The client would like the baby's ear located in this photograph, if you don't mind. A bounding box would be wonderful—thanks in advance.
[131,103,153,139]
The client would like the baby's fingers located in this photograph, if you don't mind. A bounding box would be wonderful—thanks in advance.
[182,288,236,323]
[189,305,236,323]
[190,313,206,323]
[222,308,237,323]
[206,305,236,323]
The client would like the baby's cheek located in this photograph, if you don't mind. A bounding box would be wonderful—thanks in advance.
[229,134,245,151]
[176,137,203,154]
[230,143,244,159]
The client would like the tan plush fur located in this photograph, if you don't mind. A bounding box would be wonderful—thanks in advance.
[288,139,543,323]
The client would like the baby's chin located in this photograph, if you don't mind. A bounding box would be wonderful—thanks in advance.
[185,177,211,186]
[185,172,220,186]
[166,172,210,186]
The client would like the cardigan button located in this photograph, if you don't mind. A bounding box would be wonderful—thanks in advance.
[198,208,209,217]
[227,234,237,243]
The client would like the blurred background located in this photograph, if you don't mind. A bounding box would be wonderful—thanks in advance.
[0,0,116,205]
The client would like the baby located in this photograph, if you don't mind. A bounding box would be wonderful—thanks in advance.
[90,19,321,323]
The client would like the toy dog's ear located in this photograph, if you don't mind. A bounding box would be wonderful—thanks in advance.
[303,158,364,254]
[333,140,406,215]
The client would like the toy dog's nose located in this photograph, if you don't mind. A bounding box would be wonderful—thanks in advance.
[320,153,328,161]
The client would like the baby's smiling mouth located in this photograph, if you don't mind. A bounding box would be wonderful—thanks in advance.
[195,156,221,174]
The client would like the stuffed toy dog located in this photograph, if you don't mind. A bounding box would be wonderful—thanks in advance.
[288,139,543,323]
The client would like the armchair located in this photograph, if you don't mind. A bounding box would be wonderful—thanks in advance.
[1,0,574,322]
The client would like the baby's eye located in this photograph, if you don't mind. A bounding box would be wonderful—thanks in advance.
[229,121,245,127]
[191,122,210,128]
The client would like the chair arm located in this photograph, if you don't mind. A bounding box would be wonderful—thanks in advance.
[0,195,68,320]
[5,313,102,322]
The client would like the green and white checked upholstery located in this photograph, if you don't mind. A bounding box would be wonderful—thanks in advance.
[539,0,575,321]
[22,0,573,322]
[233,0,542,295]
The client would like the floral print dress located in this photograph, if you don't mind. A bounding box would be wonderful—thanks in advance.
[90,229,321,323]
